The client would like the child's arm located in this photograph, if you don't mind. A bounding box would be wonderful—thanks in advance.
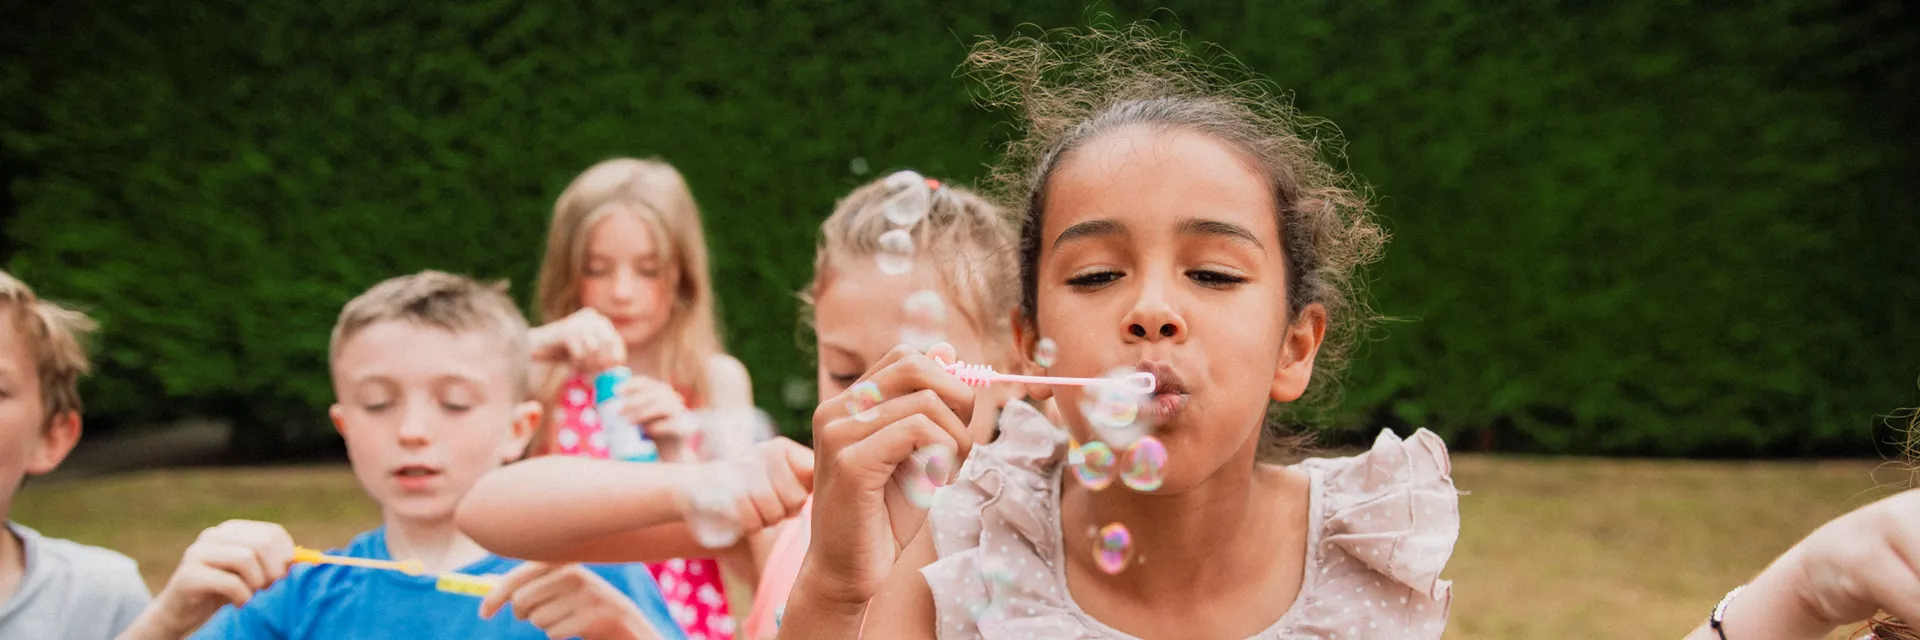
[1681,488,1920,639]
[457,438,813,563]
[480,562,663,640]
[529,308,626,373]
[116,520,296,640]
[778,344,974,639]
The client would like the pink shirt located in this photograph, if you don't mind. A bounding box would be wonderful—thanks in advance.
[741,501,812,640]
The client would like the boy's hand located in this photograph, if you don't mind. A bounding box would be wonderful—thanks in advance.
[480,562,661,640]
[530,308,627,372]
[126,520,296,638]
[799,343,973,608]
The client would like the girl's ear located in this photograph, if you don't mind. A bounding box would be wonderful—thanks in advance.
[1010,308,1053,401]
[1271,304,1327,403]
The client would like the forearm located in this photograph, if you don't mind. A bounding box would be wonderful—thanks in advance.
[115,604,195,640]
[777,577,868,640]
[1685,553,1837,640]
[458,456,699,560]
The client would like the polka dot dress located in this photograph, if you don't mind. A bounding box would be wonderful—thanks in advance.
[550,374,734,640]
[918,400,1460,639]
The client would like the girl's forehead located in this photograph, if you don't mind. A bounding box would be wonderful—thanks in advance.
[586,209,661,256]
[1040,126,1279,244]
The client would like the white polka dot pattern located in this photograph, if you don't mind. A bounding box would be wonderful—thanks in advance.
[918,400,1459,639]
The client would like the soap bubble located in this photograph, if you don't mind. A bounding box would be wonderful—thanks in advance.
[881,181,932,227]
[893,444,953,508]
[883,169,924,191]
[1094,522,1134,574]
[902,289,947,327]
[683,483,743,548]
[967,558,1016,622]
[1119,435,1168,492]
[898,289,948,351]
[1078,367,1156,448]
[898,326,945,352]
[1032,337,1058,368]
[846,381,882,421]
[875,229,915,275]
[692,407,777,460]
[1069,437,1116,491]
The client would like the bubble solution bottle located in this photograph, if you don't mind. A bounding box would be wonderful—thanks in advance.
[593,366,660,463]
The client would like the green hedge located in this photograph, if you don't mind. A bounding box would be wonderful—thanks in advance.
[3,0,1914,455]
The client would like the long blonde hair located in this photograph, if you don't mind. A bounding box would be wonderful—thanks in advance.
[535,157,724,406]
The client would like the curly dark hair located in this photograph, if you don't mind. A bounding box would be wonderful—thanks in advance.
[965,21,1387,453]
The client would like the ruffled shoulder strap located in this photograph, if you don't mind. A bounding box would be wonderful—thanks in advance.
[1301,428,1459,601]
[922,400,1096,639]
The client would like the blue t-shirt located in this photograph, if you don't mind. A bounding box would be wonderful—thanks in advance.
[190,528,684,639]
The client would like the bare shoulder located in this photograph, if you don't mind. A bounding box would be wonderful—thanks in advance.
[704,353,753,406]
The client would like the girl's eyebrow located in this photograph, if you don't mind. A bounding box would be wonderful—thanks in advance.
[1178,217,1264,249]
[1052,219,1126,250]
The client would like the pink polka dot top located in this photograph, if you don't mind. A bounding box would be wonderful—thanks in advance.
[920,400,1459,639]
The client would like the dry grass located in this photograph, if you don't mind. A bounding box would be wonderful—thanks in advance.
[13,456,1900,639]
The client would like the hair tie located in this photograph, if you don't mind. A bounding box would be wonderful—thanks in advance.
[925,178,943,191]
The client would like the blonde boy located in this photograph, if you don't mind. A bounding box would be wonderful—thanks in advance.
[118,271,680,640]
[0,270,150,639]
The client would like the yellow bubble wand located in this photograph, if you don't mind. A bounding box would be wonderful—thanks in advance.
[293,546,501,596]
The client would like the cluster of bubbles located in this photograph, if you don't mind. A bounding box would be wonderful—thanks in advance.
[1067,363,1173,575]
[873,170,936,276]
[675,407,780,549]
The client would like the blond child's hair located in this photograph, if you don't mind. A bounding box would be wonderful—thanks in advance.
[329,271,531,397]
[535,158,724,404]
[0,270,98,430]
[802,173,1018,355]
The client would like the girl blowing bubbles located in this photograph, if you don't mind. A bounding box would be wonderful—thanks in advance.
[781,25,1457,640]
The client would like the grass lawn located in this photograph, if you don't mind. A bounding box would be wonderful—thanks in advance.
[14,455,1903,639]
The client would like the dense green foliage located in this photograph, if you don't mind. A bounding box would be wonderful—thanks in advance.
[3,0,1914,455]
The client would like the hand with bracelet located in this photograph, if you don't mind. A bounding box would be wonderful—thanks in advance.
[1685,488,1920,639]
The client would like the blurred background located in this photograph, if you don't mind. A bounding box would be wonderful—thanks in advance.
[4,1,1916,637]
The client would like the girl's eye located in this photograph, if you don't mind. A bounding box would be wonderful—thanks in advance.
[1188,269,1249,288]
[441,402,472,413]
[1066,270,1122,289]
[828,373,859,387]
[363,403,392,413]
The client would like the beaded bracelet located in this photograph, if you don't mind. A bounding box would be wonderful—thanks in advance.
[1710,585,1745,640]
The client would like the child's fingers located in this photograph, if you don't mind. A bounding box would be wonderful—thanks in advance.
[836,414,963,495]
[179,563,258,609]
[816,389,972,476]
[503,566,584,622]
[768,437,816,495]
[193,544,272,592]
[481,561,560,618]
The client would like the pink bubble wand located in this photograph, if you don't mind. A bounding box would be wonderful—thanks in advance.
[943,362,1155,395]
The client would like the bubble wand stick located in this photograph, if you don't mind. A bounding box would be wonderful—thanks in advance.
[942,361,1155,394]
[292,546,501,596]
